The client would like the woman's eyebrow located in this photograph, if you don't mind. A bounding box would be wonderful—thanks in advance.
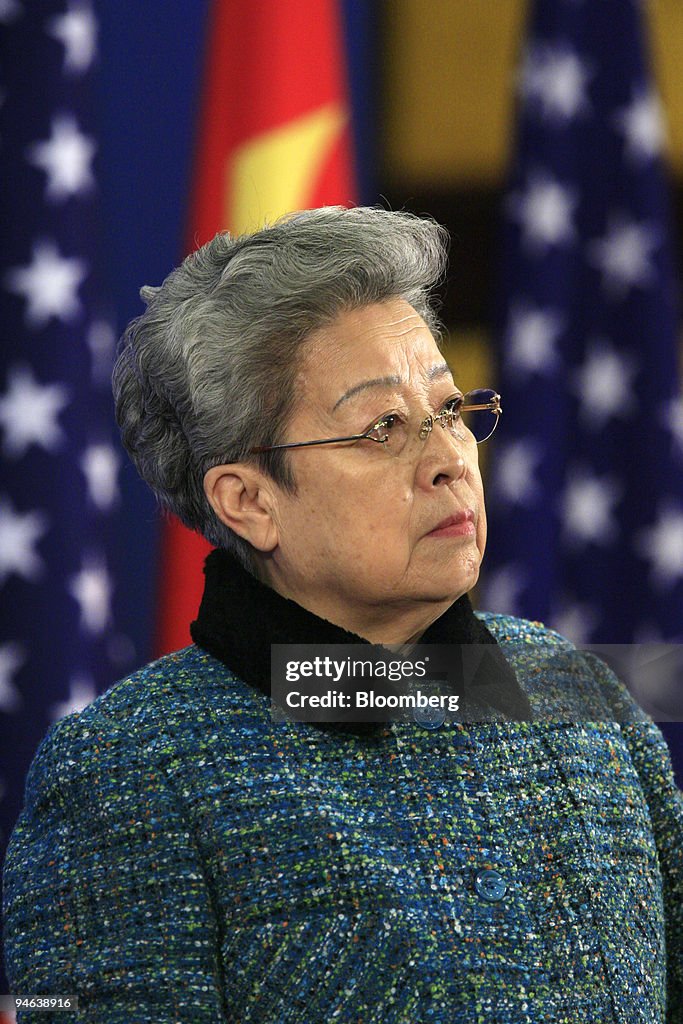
[427,362,453,383]
[332,375,402,412]
[332,363,453,412]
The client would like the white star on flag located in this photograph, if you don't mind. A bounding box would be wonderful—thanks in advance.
[519,43,592,123]
[68,554,113,633]
[80,443,120,510]
[587,214,659,299]
[570,338,638,429]
[0,642,24,713]
[0,496,48,586]
[561,468,622,547]
[614,89,666,163]
[0,0,21,24]
[493,439,543,505]
[636,505,683,588]
[27,113,96,202]
[51,673,97,720]
[507,171,578,251]
[505,304,564,376]
[4,239,88,327]
[661,397,683,455]
[550,601,599,644]
[0,364,70,458]
[482,564,526,615]
[47,1,97,75]
[86,319,117,384]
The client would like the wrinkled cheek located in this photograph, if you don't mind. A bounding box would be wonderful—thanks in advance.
[315,474,413,581]
[339,524,407,592]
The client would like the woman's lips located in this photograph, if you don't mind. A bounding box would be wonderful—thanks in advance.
[427,508,476,538]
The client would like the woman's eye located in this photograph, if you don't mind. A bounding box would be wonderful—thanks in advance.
[363,410,406,445]
[377,413,402,430]
[441,396,463,415]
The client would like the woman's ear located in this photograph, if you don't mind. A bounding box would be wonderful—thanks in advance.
[203,464,279,552]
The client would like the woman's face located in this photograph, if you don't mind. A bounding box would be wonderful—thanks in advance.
[263,298,487,640]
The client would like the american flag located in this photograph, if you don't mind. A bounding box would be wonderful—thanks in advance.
[483,0,683,648]
[0,0,133,991]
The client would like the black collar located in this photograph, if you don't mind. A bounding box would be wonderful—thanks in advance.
[190,548,532,728]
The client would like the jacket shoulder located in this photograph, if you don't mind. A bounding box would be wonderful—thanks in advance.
[475,611,650,724]
[475,610,575,648]
[20,645,251,812]
[73,643,226,724]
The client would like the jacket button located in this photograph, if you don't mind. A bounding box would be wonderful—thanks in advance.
[412,704,446,729]
[474,868,507,902]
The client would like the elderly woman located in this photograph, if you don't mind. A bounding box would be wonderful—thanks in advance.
[3,207,682,1023]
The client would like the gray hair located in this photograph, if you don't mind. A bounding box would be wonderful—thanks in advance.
[112,205,450,572]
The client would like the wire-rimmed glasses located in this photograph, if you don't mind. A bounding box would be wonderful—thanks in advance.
[250,388,502,458]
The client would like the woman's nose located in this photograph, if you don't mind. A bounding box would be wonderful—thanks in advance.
[419,420,468,484]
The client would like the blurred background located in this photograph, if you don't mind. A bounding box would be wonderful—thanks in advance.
[1,0,683,1000]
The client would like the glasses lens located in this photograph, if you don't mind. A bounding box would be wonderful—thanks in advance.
[461,389,501,443]
[366,413,409,456]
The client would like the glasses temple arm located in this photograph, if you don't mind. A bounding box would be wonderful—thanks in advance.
[251,431,384,454]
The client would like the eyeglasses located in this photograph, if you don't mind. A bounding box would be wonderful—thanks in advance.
[250,388,502,458]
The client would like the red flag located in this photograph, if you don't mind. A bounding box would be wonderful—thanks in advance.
[155,0,356,654]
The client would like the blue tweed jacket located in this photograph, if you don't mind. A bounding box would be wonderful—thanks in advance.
[3,551,683,1023]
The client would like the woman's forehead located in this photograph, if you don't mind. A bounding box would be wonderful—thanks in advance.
[301,300,445,390]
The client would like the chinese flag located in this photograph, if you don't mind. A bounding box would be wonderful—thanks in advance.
[156,1,357,654]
